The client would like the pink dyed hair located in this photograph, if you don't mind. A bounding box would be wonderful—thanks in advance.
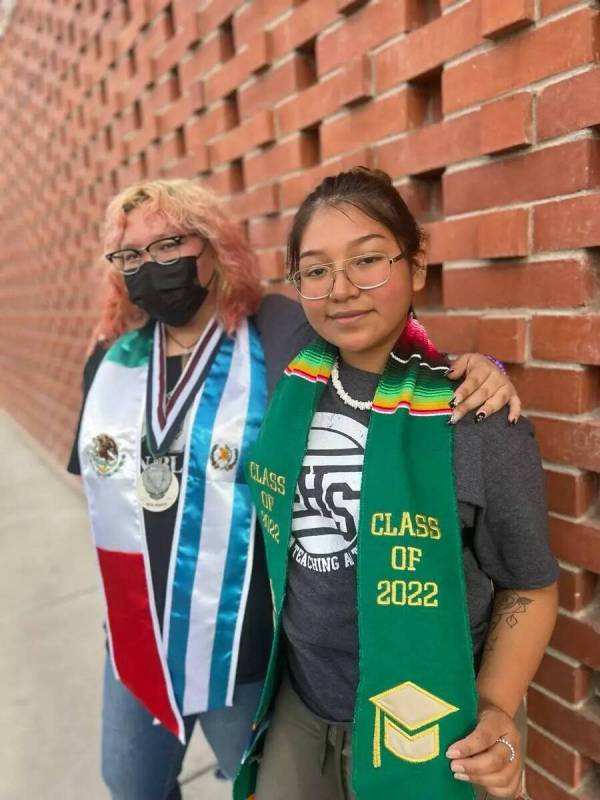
[93,178,262,343]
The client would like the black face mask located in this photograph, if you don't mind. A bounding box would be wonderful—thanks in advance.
[124,256,211,327]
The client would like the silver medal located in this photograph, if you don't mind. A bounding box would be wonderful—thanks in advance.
[142,461,173,498]
[138,460,179,512]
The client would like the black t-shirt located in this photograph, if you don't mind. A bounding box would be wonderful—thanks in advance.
[282,360,559,723]
[68,294,314,684]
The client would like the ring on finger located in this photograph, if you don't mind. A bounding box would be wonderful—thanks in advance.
[495,736,516,763]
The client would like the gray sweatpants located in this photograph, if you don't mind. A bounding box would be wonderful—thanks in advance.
[255,674,526,800]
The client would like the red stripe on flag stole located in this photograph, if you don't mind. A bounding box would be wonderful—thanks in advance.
[97,547,179,737]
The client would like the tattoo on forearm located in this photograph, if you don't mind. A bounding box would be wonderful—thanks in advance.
[484,592,534,655]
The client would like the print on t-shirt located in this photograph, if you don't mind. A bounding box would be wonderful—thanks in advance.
[291,412,367,572]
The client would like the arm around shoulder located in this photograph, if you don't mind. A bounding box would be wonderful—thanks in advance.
[255,293,315,395]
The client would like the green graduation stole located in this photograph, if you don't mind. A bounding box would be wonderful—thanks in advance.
[237,318,477,800]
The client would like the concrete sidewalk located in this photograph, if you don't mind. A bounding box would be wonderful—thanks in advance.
[0,410,230,800]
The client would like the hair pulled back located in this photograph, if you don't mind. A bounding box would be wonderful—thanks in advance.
[287,167,425,275]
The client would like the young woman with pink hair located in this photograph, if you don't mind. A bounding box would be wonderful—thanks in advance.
[67,177,521,800]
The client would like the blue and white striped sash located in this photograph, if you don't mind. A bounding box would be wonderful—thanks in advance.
[164,319,267,713]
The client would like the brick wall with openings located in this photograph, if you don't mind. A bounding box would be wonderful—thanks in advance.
[0,1,599,795]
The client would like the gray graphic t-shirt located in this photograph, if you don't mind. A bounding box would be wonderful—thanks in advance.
[282,360,559,724]
[290,412,366,575]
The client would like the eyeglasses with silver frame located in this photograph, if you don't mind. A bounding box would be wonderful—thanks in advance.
[289,251,405,300]
[105,234,204,276]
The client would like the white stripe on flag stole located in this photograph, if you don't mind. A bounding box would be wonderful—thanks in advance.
[150,318,223,454]
[163,320,260,714]
[79,359,147,553]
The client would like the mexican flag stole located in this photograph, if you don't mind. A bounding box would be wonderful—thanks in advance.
[236,318,477,800]
[78,318,266,741]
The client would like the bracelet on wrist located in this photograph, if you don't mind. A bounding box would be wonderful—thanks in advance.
[484,354,507,376]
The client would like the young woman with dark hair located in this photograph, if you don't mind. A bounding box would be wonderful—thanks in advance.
[236,168,558,800]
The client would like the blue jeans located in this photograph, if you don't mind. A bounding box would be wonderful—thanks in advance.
[101,657,263,800]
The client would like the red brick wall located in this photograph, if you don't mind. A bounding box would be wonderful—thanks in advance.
[0,1,598,795]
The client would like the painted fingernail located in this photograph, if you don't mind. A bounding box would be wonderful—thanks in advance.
[449,397,457,409]
[454,774,471,782]
[510,418,518,426]
[446,747,461,758]
[475,412,486,424]
[447,415,457,426]
[451,764,465,773]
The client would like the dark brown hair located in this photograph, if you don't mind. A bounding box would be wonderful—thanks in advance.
[286,167,425,276]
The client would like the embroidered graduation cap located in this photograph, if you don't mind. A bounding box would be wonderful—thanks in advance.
[370,681,459,767]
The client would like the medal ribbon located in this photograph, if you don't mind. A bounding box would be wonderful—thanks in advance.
[146,319,225,457]
[235,318,477,800]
